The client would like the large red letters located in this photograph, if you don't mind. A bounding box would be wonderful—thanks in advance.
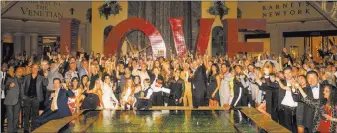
[104,18,166,58]
[225,19,266,57]
[104,18,266,57]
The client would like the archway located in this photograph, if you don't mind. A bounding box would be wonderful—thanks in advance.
[104,25,114,41]
[104,17,166,58]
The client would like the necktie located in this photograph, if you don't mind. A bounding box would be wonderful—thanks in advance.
[51,90,58,111]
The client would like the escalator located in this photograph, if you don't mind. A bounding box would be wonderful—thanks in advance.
[308,1,337,28]
[1,1,18,16]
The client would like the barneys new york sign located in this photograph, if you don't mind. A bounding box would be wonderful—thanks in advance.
[98,18,266,58]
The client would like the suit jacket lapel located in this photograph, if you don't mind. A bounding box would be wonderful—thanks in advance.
[319,84,324,102]
[307,86,314,98]
[25,75,31,93]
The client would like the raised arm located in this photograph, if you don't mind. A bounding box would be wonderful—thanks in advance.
[276,79,291,91]
[296,86,320,108]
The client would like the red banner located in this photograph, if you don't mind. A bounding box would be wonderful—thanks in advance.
[169,18,187,56]
[196,18,215,55]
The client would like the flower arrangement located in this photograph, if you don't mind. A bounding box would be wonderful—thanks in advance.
[86,8,92,23]
[98,1,122,20]
[207,1,229,20]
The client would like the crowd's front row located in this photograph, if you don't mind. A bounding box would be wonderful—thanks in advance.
[2,52,337,133]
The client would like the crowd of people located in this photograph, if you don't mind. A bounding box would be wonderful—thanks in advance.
[1,45,337,133]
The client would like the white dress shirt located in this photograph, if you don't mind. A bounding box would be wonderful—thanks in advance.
[312,84,320,99]
[1,72,6,99]
[53,89,60,110]
[143,87,153,99]
[281,81,298,107]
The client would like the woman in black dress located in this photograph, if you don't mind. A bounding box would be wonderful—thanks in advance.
[256,61,279,120]
[81,79,104,110]
[207,64,221,107]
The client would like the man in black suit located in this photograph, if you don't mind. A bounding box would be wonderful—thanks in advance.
[189,60,207,108]
[277,67,297,132]
[32,78,74,131]
[22,64,48,133]
[0,63,8,132]
[293,71,324,132]
[4,67,24,133]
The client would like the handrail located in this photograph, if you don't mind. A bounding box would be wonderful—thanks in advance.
[307,1,337,28]
[1,1,18,16]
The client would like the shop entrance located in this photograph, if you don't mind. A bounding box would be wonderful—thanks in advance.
[283,30,337,60]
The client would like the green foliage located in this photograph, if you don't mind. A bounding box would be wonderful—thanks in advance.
[98,1,122,20]
[207,1,229,16]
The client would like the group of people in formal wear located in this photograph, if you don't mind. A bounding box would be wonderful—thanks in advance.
[1,45,337,133]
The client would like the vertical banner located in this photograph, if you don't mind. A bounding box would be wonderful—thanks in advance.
[196,18,215,55]
[169,18,187,56]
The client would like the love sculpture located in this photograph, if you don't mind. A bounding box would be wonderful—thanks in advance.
[103,17,266,58]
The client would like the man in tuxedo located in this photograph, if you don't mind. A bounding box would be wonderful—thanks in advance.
[4,67,24,133]
[32,78,74,130]
[293,71,324,132]
[0,63,8,131]
[22,64,48,133]
[278,67,297,132]
[189,60,207,108]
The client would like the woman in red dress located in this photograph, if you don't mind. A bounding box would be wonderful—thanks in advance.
[296,84,337,133]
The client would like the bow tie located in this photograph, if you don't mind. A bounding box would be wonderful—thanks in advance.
[311,85,318,89]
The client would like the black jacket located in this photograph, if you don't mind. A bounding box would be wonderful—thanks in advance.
[292,84,324,129]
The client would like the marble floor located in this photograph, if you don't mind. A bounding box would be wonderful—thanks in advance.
[25,106,290,133]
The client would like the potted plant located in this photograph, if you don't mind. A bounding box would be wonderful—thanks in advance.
[98,1,122,20]
[207,1,230,20]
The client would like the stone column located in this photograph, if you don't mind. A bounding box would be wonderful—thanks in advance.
[30,33,38,56]
[13,32,22,55]
[24,33,31,56]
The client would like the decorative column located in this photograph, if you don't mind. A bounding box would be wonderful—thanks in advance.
[13,32,22,55]
[30,33,38,56]
[24,33,31,56]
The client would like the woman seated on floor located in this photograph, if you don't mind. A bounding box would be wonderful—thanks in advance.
[120,78,136,110]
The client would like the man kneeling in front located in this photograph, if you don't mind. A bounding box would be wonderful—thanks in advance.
[32,78,74,130]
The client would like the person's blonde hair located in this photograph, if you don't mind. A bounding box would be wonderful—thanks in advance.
[8,66,15,77]
[262,61,274,73]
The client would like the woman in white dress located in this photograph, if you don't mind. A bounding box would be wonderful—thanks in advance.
[102,75,119,109]
[219,63,232,106]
